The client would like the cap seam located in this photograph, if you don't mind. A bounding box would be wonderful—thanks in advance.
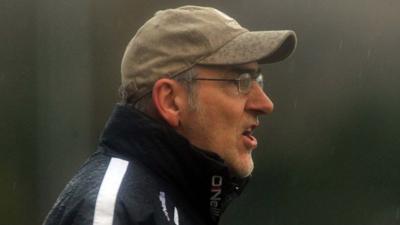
[169,30,249,80]
[196,30,249,65]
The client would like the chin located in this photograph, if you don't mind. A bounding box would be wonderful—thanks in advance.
[233,159,254,178]
[223,148,254,177]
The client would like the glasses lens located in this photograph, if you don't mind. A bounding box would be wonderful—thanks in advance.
[256,73,263,89]
[238,73,252,93]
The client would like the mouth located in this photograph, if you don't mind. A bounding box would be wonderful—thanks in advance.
[242,126,258,149]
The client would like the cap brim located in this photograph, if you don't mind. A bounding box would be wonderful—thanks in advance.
[199,30,297,65]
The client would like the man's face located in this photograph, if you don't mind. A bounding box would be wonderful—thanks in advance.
[178,62,274,177]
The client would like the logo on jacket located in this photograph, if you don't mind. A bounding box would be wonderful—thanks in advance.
[159,191,180,225]
[159,191,171,221]
[210,175,223,218]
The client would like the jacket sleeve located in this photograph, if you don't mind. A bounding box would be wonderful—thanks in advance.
[112,198,158,225]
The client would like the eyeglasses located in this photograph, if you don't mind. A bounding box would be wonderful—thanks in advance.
[192,71,264,94]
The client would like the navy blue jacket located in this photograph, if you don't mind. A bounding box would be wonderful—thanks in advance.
[43,104,248,225]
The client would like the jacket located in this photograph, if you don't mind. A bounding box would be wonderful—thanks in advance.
[43,104,249,225]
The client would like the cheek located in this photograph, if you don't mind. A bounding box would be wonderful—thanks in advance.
[200,98,245,137]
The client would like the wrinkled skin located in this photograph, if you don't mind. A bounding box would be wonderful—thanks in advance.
[178,62,274,177]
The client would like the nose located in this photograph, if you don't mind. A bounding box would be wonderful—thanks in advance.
[245,84,274,115]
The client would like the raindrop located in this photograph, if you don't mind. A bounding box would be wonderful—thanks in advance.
[293,98,298,109]
[338,40,343,50]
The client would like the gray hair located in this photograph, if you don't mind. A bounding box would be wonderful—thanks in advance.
[119,67,198,113]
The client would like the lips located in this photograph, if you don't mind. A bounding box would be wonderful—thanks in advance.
[242,127,258,149]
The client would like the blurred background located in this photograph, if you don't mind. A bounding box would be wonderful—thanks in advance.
[1,0,400,224]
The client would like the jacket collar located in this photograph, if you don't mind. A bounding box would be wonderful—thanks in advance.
[99,104,249,223]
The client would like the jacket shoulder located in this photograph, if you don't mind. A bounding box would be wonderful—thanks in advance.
[43,153,109,225]
[43,152,174,225]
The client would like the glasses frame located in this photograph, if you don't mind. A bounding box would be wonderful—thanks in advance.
[192,71,264,94]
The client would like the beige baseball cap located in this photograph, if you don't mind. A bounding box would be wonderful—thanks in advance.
[121,5,297,102]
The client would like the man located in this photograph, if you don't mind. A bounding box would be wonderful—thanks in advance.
[43,5,296,225]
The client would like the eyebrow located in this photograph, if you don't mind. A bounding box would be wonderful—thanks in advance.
[228,66,262,78]
[229,64,260,73]
[198,64,261,79]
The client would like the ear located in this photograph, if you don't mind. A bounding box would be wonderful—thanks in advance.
[152,78,184,127]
